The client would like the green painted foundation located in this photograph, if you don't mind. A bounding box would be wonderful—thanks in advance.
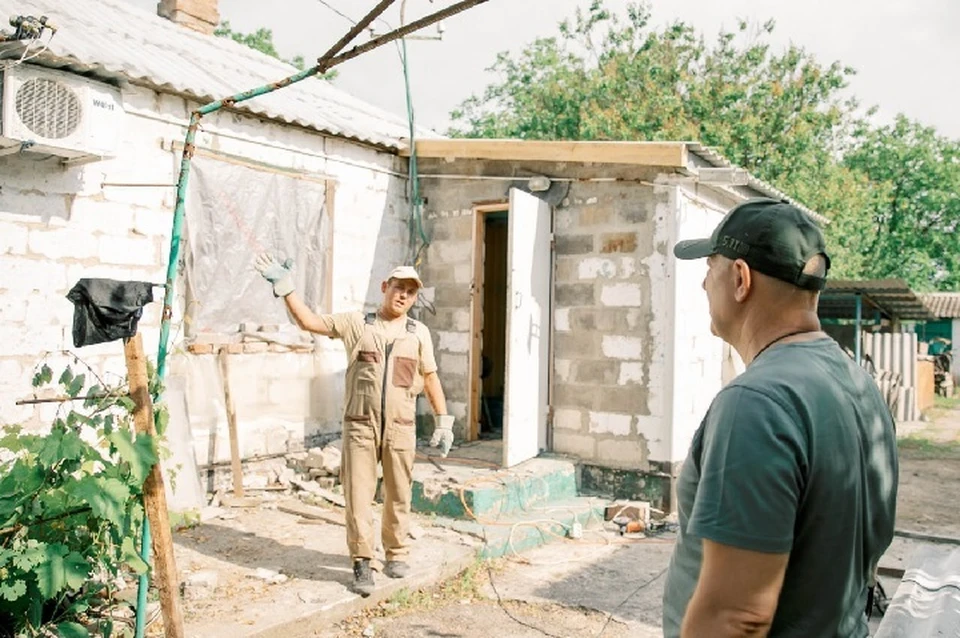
[412,462,579,520]
[579,463,676,512]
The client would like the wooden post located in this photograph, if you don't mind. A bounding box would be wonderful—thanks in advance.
[124,333,184,638]
[218,348,244,497]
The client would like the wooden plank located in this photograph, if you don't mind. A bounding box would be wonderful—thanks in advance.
[124,334,184,638]
[468,207,486,442]
[401,139,689,168]
[277,500,346,526]
[895,528,960,546]
[218,349,244,497]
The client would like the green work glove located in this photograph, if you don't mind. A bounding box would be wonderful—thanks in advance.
[255,253,296,298]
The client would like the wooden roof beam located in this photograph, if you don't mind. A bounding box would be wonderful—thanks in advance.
[400,139,689,168]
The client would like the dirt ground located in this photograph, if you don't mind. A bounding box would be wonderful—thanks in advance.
[894,398,960,536]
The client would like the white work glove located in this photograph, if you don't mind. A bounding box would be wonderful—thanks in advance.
[255,253,296,298]
[429,415,455,457]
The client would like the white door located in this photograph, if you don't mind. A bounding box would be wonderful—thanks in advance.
[503,188,552,467]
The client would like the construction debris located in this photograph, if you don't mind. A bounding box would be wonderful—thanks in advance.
[181,570,218,601]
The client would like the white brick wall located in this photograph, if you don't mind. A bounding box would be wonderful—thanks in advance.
[602,335,643,359]
[1,80,408,458]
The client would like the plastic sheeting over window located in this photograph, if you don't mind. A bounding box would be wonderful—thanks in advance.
[184,154,331,334]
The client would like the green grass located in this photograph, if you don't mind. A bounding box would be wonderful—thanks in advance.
[898,435,960,460]
[934,394,960,411]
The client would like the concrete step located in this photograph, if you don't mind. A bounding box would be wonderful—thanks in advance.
[412,456,579,520]
[429,496,607,559]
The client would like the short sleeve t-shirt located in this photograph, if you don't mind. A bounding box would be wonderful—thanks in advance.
[318,311,437,375]
[662,338,898,638]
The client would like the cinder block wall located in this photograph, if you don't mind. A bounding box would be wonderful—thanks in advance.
[418,160,673,472]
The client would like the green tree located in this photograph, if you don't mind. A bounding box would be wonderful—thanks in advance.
[215,20,337,80]
[449,1,960,290]
[844,116,960,290]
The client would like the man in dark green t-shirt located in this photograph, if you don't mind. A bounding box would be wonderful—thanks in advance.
[662,198,898,637]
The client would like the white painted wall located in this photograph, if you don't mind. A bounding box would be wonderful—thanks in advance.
[667,188,730,463]
[0,80,408,484]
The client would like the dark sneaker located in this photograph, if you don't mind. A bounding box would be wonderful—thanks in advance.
[352,559,374,596]
[383,560,410,579]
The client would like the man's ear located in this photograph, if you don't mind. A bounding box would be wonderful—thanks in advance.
[733,259,752,303]
[381,280,388,294]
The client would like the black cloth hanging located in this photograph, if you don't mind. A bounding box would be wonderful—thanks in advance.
[65,278,155,347]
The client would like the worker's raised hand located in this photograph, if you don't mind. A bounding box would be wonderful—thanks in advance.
[255,253,295,297]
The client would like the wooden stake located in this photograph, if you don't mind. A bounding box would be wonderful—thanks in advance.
[218,349,244,497]
[124,333,184,638]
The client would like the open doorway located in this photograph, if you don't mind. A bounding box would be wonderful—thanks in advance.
[468,191,552,468]
[478,211,508,440]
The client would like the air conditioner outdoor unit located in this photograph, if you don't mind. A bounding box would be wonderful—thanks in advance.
[0,64,123,162]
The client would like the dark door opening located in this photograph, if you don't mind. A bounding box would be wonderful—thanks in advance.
[479,212,508,440]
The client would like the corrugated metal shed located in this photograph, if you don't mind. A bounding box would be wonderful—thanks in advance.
[919,293,960,319]
[686,143,829,225]
[874,544,960,638]
[0,0,433,149]
[819,279,939,322]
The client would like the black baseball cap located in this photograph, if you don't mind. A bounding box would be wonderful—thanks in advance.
[673,198,831,291]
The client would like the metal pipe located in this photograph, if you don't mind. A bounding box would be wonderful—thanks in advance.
[327,0,489,68]
[140,3,491,632]
[855,293,862,365]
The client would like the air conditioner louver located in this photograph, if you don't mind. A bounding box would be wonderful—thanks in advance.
[1,64,123,162]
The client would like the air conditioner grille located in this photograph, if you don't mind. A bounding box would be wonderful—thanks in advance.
[15,78,82,139]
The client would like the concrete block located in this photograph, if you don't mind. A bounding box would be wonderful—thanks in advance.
[453,264,472,284]
[6,325,65,356]
[579,205,612,226]
[28,228,97,261]
[553,383,596,411]
[432,240,473,264]
[574,360,619,385]
[553,332,599,360]
[555,283,595,307]
[437,330,469,353]
[0,221,28,255]
[553,408,583,431]
[70,198,136,235]
[133,208,174,237]
[600,232,638,254]
[589,412,632,436]
[602,335,644,360]
[616,197,655,225]
[98,235,158,266]
[555,235,593,255]
[0,257,68,294]
[554,358,571,383]
[578,258,617,280]
[552,430,596,458]
[619,257,638,278]
[0,295,28,323]
[596,438,647,469]
[555,308,570,332]
[599,386,645,414]
[434,285,471,308]
[439,352,468,375]
[600,283,643,307]
[554,257,579,283]
[619,362,645,385]
[430,216,474,241]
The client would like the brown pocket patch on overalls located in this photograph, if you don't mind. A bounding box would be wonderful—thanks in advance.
[392,357,417,388]
[357,351,381,363]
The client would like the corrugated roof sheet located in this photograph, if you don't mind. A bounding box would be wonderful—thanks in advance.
[875,544,960,638]
[819,279,939,321]
[0,0,433,149]
[686,143,829,225]
[919,293,960,319]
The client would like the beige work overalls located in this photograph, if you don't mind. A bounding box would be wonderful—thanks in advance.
[341,312,423,561]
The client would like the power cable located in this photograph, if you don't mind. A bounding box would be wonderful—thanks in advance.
[595,566,669,637]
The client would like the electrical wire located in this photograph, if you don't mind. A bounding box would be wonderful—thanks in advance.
[486,561,566,638]
[595,566,669,637]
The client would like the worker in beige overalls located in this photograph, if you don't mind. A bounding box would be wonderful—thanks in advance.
[255,256,451,596]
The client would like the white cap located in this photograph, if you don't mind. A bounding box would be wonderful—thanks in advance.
[386,265,423,289]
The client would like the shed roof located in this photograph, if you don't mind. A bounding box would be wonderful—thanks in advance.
[0,0,432,149]
[402,139,828,224]
[918,293,960,319]
[819,279,939,322]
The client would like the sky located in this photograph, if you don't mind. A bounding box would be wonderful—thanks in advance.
[124,0,960,140]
